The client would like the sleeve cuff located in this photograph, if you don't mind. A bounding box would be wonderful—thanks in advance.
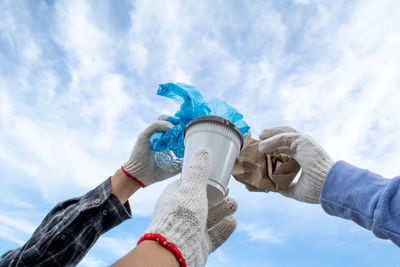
[82,177,132,226]
[320,161,389,230]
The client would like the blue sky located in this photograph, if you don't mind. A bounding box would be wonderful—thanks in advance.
[1,0,400,266]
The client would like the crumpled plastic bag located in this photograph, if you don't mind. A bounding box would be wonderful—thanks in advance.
[150,82,250,157]
[232,132,300,192]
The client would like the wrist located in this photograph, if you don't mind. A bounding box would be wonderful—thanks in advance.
[121,165,146,188]
[137,240,180,267]
[138,233,186,267]
[111,237,180,267]
[111,168,141,203]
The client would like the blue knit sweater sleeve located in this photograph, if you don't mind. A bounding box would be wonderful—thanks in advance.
[320,161,400,247]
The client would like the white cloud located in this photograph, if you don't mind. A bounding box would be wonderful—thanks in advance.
[0,88,12,122]
[0,109,110,192]
[54,1,111,79]
[0,213,37,246]
[79,255,106,267]
[128,42,149,75]
[0,214,36,235]
[215,249,228,264]
[0,1,145,197]
[22,39,41,61]
[96,236,137,258]
[81,74,131,147]
[293,0,310,4]
[1,197,35,210]
[269,0,400,177]
[0,227,25,246]
[239,223,284,244]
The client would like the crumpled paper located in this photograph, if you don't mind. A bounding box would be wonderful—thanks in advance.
[232,133,300,192]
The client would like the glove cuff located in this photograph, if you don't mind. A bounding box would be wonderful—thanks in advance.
[307,157,335,203]
[121,165,146,188]
[137,233,186,267]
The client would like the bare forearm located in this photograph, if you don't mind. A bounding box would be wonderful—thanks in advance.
[111,240,179,267]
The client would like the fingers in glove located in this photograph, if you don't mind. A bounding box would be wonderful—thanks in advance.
[207,198,238,229]
[157,114,180,126]
[259,132,301,154]
[208,216,237,253]
[259,126,298,141]
[157,114,172,121]
[179,148,211,196]
[278,183,296,199]
[279,179,320,204]
[141,120,174,140]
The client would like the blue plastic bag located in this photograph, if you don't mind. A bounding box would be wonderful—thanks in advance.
[150,83,250,157]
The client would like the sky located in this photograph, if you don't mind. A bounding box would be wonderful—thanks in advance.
[0,0,400,266]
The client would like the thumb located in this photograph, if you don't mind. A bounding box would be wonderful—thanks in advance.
[179,147,211,195]
[208,216,237,253]
[259,132,301,154]
[142,120,174,141]
[279,180,319,203]
[278,183,296,199]
[259,126,298,141]
[157,114,172,121]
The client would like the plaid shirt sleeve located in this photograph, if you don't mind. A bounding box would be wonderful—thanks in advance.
[0,177,132,267]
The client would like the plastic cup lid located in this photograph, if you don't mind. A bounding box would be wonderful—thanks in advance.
[184,115,244,148]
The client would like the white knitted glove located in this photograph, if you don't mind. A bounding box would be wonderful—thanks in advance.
[137,148,238,267]
[122,115,180,187]
[258,126,335,203]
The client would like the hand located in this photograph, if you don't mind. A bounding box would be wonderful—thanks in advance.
[122,115,180,187]
[138,148,238,267]
[258,126,335,203]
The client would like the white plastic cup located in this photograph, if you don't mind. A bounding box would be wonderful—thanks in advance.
[183,116,243,206]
